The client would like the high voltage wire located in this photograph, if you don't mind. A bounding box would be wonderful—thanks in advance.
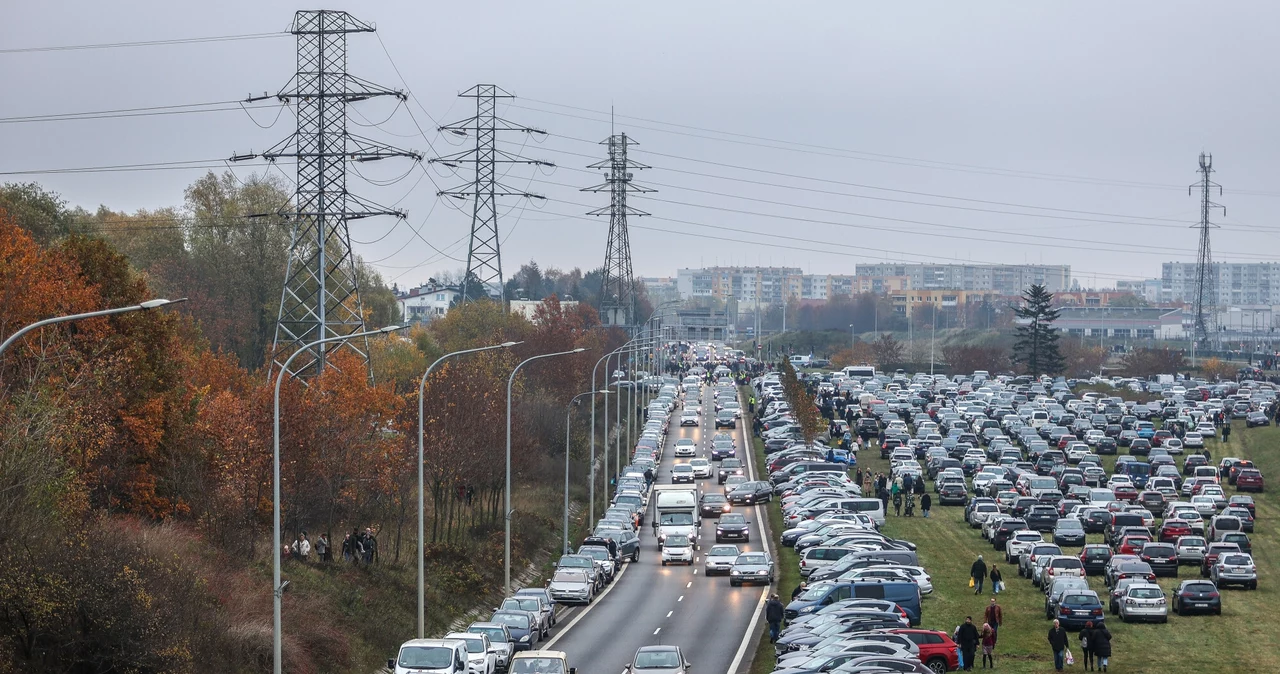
[515,99,1280,199]
[0,32,287,54]
[0,100,284,124]
[0,158,287,176]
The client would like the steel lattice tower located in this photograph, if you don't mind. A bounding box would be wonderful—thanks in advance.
[1189,152,1224,348]
[431,85,552,303]
[235,10,420,379]
[583,133,653,328]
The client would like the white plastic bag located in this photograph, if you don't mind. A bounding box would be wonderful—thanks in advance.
[1065,649,1075,666]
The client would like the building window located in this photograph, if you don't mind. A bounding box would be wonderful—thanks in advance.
[436,294,445,301]
[1137,329,1155,339]
[1068,328,1085,336]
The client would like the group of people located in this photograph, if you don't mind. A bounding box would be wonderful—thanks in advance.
[953,612,998,670]
[284,528,378,565]
[858,469,931,518]
[1047,619,1111,672]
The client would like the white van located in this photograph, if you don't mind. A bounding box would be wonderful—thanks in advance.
[390,639,469,674]
[790,354,812,366]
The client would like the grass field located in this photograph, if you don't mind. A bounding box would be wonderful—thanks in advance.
[856,421,1279,673]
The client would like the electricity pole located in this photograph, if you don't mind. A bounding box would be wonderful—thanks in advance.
[236,10,421,379]
[432,85,553,303]
[1189,152,1224,365]
[584,132,652,329]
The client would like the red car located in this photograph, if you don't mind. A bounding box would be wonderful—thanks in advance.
[1118,534,1152,555]
[1152,430,1173,447]
[1235,469,1265,493]
[1159,520,1192,543]
[1113,484,1139,502]
[890,628,959,673]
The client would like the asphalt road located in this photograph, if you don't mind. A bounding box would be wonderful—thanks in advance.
[545,383,769,674]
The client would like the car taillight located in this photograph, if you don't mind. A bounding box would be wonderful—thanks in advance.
[1060,606,1070,615]
[1208,592,1220,598]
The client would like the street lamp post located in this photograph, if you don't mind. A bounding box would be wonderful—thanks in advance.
[0,298,185,366]
[564,389,609,553]
[273,324,405,674]
[416,340,521,638]
[849,323,855,350]
[506,347,588,597]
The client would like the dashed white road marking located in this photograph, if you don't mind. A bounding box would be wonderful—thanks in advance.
[666,610,673,617]
[653,627,662,635]
[678,595,684,601]
[686,581,693,588]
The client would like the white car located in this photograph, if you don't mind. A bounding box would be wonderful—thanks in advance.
[680,410,700,427]
[660,534,694,565]
[1163,438,1184,455]
[856,565,935,594]
[673,439,697,457]
[1190,495,1218,516]
[1083,430,1105,446]
[1006,530,1046,563]
[689,457,712,479]
[444,632,496,674]
[969,502,1001,528]
[1183,432,1204,449]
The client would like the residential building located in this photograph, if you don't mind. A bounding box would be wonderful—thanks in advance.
[509,299,580,321]
[1052,291,1140,307]
[673,308,731,342]
[1116,279,1166,304]
[396,283,459,323]
[640,277,681,306]
[676,266,802,309]
[1162,262,1280,305]
[891,289,1001,315]
[856,263,1070,295]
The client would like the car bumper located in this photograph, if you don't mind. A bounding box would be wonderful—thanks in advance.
[716,530,749,540]
[1215,572,1257,584]
[1121,605,1168,621]
[1147,560,1178,576]
[705,562,734,575]
[1054,535,1086,546]
[550,592,591,604]
[1056,613,1104,629]
[1177,599,1221,613]
[731,573,772,585]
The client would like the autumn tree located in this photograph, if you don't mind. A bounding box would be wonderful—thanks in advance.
[1060,340,1108,378]
[870,333,904,368]
[1121,347,1188,379]
[779,359,822,445]
[941,344,1010,375]
[1199,357,1236,382]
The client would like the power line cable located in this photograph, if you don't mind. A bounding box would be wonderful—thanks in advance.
[0,31,288,54]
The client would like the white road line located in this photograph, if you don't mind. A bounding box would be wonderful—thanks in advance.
[653,627,662,635]
[541,561,631,649]
[727,588,768,674]
[678,595,684,601]
[686,581,692,588]
[666,610,673,618]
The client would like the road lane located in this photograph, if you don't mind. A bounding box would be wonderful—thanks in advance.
[548,380,769,674]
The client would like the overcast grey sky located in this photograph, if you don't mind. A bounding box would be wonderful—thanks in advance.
[4,1,1279,289]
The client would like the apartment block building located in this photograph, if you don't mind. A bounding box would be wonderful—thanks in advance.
[855,263,1070,296]
[1162,262,1280,306]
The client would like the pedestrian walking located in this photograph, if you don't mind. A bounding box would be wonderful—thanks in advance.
[902,473,914,494]
[990,565,1003,594]
[956,616,980,672]
[1092,622,1112,672]
[892,491,903,517]
[971,555,987,594]
[1047,619,1069,672]
[856,467,864,486]
[983,597,1003,643]
[878,486,890,514]
[293,531,311,562]
[905,492,915,517]
[980,622,996,669]
[1222,423,1232,442]
[921,492,932,518]
[765,594,785,643]
[341,533,354,563]
[1079,622,1096,671]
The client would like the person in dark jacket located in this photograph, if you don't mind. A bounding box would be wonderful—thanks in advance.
[791,581,807,600]
[921,492,932,518]
[765,594,785,642]
[955,616,980,671]
[1092,623,1112,672]
[971,555,988,594]
[989,565,1004,595]
[1048,619,1069,671]
[1078,622,1096,671]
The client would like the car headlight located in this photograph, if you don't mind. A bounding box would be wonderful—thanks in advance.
[800,605,817,614]
[520,635,530,642]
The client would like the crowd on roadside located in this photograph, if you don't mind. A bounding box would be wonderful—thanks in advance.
[284,527,380,565]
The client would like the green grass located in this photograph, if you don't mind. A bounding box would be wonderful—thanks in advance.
[857,421,1279,673]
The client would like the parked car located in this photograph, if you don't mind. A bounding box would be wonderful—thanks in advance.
[1052,518,1086,547]
[1176,536,1208,566]
[1211,552,1258,590]
[1173,579,1222,615]
[1118,583,1168,623]
[1080,544,1113,576]
[1235,469,1265,493]
[1054,590,1106,629]
[1138,542,1179,577]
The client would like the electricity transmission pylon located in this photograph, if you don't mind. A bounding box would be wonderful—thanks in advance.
[1189,152,1224,358]
[583,133,653,328]
[234,10,420,379]
[430,85,552,303]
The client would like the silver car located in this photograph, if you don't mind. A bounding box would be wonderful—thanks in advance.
[1212,552,1258,590]
[466,623,514,672]
[627,645,690,674]
[497,597,550,638]
[729,551,775,587]
[1175,536,1207,566]
[704,544,741,576]
[1118,583,1168,623]
[547,569,593,605]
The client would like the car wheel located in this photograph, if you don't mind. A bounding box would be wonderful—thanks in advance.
[730,580,739,587]
[662,560,667,566]
[632,549,640,562]
[926,657,948,674]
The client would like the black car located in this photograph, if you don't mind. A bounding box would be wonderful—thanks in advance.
[938,482,968,506]
[728,481,773,505]
[715,410,737,428]
[1081,544,1112,575]
[1096,437,1118,455]
[1025,505,1060,532]
[700,493,730,518]
[992,518,1029,549]
[1139,542,1179,577]
[715,512,750,543]
[1183,454,1209,476]
[1011,497,1039,519]
[1246,411,1270,428]
[1130,438,1152,456]
[1173,579,1222,615]
[1081,509,1111,534]
[717,458,745,483]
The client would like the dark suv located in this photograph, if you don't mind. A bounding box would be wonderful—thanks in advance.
[1025,505,1060,532]
[992,518,1029,549]
[939,482,969,506]
[1080,544,1112,575]
[1139,542,1179,576]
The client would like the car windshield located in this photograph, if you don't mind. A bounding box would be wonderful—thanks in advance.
[552,570,585,584]
[708,546,739,556]
[399,646,454,668]
[491,613,529,629]
[673,465,692,473]
[502,598,540,611]
[1057,520,1082,530]
[1222,555,1251,565]
[1130,587,1163,599]
[457,637,486,653]
[634,651,682,669]
[661,513,694,526]
[736,554,767,565]
[469,626,506,642]
[703,495,726,503]
[800,585,832,601]
[1184,583,1215,593]
[720,514,746,524]
[1065,594,1095,604]
[511,658,566,674]
[665,535,690,547]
